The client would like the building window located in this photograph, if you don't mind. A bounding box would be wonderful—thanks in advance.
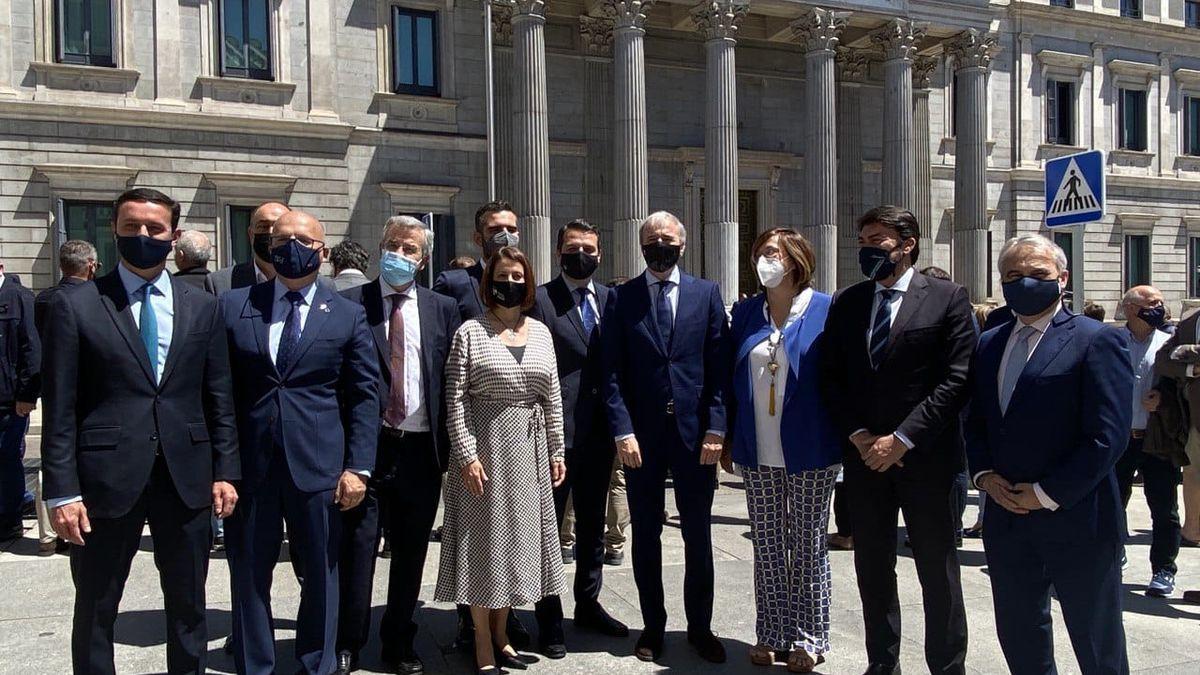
[1185,97,1200,156]
[1050,0,1073,7]
[1046,80,1075,146]
[226,205,255,265]
[1190,236,1200,297]
[1189,1,1200,28]
[60,200,117,270]
[56,0,115,67]
[1118,88,1148,151]
[1121,0,1142,19]
[1124,234,1150,288]
[391,7,438,96]
[219,0,272,80]
[1053,231,1075,310]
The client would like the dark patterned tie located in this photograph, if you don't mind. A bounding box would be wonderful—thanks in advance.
[577,287,597,337]
[384,294,407,427]
[869,289,896,369]
[655,280,674,347]
[276,291,305,373]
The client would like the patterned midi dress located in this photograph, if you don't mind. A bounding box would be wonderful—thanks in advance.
[434,317,568,608]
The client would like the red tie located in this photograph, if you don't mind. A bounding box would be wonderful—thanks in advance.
[384,294,406,427]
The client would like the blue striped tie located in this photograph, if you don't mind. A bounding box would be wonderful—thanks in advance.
[577,287,596,337]
[869,289,896,369]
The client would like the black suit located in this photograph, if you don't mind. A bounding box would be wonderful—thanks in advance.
[526,276,615,636]
[432,260,484,321]
[338,279,460,659]
[203,260,259,296]
[33,276,87,337]
[174,265,211,290]
[41,269,239,675]
[818,270,974,674]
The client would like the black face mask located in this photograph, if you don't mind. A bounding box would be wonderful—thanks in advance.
[858,246,899,281]
[252,233,273,262]
[560,251,599,280]
[490,280,525,308]
[1137,305,1167,329]
[116,235,173,270]
[642,241,681,274]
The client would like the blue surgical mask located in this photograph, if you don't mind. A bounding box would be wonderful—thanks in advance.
[270,239,323,280]
[1001,276,1062,317]
[380,250,419,288]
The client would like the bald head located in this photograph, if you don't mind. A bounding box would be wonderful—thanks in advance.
[272,210,325,241]
[175,230,212,270]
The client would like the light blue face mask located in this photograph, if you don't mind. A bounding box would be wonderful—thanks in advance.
[380,249,420,287]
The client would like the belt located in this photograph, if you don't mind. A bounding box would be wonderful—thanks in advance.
[380,426,432,440]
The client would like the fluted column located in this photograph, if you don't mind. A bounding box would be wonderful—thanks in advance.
[694,1,747,305]
[872,18,925,209]
[581,16,615,278]
[913,57,937,263]
[793,8,848,293]
[836,48,869,288]
[610,0,656,279]
[511,0,552,283]
[492,5,516,203]
[948,29,997,301]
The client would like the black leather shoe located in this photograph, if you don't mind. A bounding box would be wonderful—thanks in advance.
[635,630,664,662]
[603,550,624,566]
[537,640,566,659]
[687,631,726,663]
[574,603,629,637]
[493,645,537,671]
[506,613,532,650]
[387,646,423,674]
[334,650,357,674]
[862,664,901,675]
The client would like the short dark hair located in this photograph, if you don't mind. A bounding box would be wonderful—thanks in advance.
[480,246,537,311]
[329,240,369,274]
[448,255,476,270]
[114,187,181,230]
[556,219,599,250]
[857,205,920,265]
[920,265,951,281]
[475,200,516,234]
[1082,300,1106,322]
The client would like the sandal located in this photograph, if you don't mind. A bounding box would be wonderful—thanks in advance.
[787,649,825,673]
[749,644,775,666]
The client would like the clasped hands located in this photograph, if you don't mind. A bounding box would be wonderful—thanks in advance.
[978,473,1044,514]
[851,431,908,472]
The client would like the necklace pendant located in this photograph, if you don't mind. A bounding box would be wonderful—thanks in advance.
[768,382,776,416]
[767,362,779,375]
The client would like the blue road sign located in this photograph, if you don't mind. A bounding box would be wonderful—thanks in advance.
[1045,149,1105,228]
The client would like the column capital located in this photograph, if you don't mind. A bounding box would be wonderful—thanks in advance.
[606,0,657,31]
[836,47,871,82]
[580,15,615,56]
[870,18,927,62]
[692,1,749,42]
[507,0,546,20]
[946,28,999,72]
[912,55,939,88]
[492,3,514,46]
[791,7,850,54]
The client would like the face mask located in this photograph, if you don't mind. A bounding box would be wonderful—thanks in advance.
[756,257,788,289]
[1001,276,1063,317]
[380,250,419,288]
[642,241,681,274]
[116,234,173,270]
[490,280,525,308]
[252,233,273,262]
[270,239,323,280]
[560,251,599,280]
[484,230,520,259]
[1137,305,1167,329]
[858,246,898,281]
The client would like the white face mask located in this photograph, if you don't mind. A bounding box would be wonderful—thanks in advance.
[756,257,788,289]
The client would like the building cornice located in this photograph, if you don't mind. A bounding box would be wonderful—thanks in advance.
[1011,1,1200,44]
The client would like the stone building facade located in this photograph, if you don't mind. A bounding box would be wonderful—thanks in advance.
[2,0,1200,317]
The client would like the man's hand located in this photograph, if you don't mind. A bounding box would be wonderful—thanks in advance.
[551,459,566,488]
[699,433,723,465]
[212,481,238,519]
[719,439,735,474]
[1009,483,1046,512]
[850,431,878,460]
[1143,390,1162,413]
[864,434,908,472]
[14,401,35,417]
[978,473,1029,515]
[334,471,367,511]
[1171,345,1200,365]
[461,459,488,497]
[52,502,91,546]
[617,437,642,469]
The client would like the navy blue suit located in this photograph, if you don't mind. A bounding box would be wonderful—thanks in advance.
[601,270,729,635]
[432,260,484,321]
[220,279,380,675]
[966,310,1132,675]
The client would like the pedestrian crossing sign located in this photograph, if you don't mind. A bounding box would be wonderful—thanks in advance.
[1045,149,1105,228]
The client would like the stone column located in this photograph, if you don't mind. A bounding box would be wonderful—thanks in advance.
[913,56,937,264]
[610,0,656,279]
[511,0,552,283]
[792,8,848,293]
[307,0,339,120]
[693,1,747,305]
[492,5,516,203]
[581,15,616,279]
[947,29,997,302]
[836,48,869,288]
[872,18,925,209]
[154,0,184,105]
[0,0,14,96]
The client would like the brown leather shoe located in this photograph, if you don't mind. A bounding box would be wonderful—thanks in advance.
[828,534,854,551]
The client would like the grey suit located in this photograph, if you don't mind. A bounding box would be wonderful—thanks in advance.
[203,261,259,296]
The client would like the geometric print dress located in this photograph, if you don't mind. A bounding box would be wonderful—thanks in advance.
[434,317,568,608]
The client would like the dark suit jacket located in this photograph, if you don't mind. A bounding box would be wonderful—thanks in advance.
[818,271,976,471]
[40,270,239,519]
[432,260,484,321]
[0,276,40,407]
[527,276,613,450]
[204,261,258,296]
[34,276,86,337]
[220,279,380,494]
[965,311,1132,542]
[175,266,212,290]
[1155,308,1200,431]
[602,271,730,452]
[340,279,460,470]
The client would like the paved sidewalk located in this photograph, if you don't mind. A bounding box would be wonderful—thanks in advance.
[1,474,1198,674]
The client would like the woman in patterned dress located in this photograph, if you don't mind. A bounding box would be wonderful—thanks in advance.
[721,229,842,673]
[435,246,567,674]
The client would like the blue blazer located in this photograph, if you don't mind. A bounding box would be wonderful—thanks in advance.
[727,292,840,473]
[220,279,381,495]
[965,311,1132,543]
[432,260,485,321]
[601,271,730,452]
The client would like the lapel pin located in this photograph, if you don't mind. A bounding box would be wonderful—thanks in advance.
[319,303,330,313]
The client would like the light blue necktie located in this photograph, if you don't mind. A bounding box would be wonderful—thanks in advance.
[137,282,158,379]
[1000,325,1037,413]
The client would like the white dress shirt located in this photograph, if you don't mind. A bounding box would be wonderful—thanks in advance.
[1128,326,1170,431]
[268,279,318,364]
[0,272,5,290]
[380,278,428,432]
[749,289,813,467]
[854,266,916,449]
[254,262,270,284]
[562,274,599,323]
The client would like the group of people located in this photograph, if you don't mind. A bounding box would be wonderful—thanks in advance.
[0,185,1178,675]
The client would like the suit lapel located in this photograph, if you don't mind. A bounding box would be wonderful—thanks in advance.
[96,272,157,385]
[468,261,485,317]
[884,272,928,356]
[245,281,278,376]
[668,275,696,358]
[629,275,667,357]
[1009,313,1074,409]
[982,319,1014,418]
[157,277,192,387]
[280,282,335,379]
[363,280,391,374]
[417,287,437,397]
[550,276,588,343]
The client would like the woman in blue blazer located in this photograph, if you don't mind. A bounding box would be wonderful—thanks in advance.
[721,228,842,673]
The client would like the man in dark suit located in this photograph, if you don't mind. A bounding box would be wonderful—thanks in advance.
[204,201,288,295]
[432,200,519,322]
[601,211,730,664]
[818,206,974,675]
[41,188,240,675]
[967,233,1132,675]
[527,219,628,658]
[174,230,213,289]
[220,210,379,675]
[337,216,460,675]
[0,260,40,543]
[34,240,98,336]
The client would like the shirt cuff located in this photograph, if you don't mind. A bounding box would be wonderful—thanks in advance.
[894,431,914,450]
[705,429,725,439]
[46,495,83,509]
[1033,483,1059,511]
[349,469,371,478]
[972,471,993,489]
[615,434,635,443]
